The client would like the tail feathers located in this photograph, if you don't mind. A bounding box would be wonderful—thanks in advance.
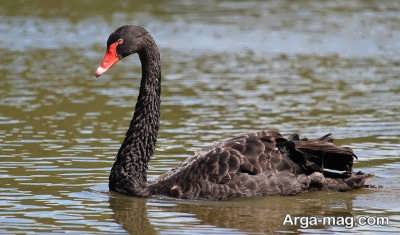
[325,172,372,191]
[316,133,334,142]
[279,133,357,178]
[307,171,371,191]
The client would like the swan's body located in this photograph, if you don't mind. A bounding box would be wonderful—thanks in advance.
[96,25,368,200]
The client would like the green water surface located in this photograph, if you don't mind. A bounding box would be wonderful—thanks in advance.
[0,0,399,234]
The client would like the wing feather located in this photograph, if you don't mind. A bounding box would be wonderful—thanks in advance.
[151,129,366,199]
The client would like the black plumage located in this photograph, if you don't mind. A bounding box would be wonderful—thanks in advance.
[96,25,369,200]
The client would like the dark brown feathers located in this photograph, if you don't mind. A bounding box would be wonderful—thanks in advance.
[102,25,369,200]
[149,130,369,200]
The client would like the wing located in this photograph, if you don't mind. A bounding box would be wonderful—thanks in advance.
[150,129,362,200]
[151,129,299,199]
[281,133,356,176]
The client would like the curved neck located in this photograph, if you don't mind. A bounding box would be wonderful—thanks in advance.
[110,35,161,196]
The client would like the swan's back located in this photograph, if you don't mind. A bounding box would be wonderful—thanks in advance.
[150,129,368,200]
[96,26,369,200]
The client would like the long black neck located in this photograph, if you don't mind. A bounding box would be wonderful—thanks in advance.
[109,35,161,196]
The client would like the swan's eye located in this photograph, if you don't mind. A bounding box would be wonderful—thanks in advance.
[117,38,124,44]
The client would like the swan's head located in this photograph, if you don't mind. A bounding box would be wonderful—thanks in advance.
[95,25,149,77]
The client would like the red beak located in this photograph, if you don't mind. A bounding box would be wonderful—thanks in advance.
[95,41,120,77]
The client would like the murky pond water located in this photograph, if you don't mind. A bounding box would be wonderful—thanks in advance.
[1,0,399,234]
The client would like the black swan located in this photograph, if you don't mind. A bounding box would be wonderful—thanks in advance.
[95,25,369,200]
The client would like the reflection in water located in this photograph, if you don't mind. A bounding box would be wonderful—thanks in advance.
[1,0,400,234]
[110,195,157,235]
[110,191,370,234]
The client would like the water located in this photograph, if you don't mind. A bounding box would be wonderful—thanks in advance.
[0,0,399,234]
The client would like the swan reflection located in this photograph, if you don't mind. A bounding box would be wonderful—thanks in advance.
[109,191,367,234]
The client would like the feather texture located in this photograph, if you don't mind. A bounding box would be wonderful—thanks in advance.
[149,129,369,200]
[100,25,369,200]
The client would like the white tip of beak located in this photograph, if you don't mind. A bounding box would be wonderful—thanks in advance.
[95,66,107,78]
